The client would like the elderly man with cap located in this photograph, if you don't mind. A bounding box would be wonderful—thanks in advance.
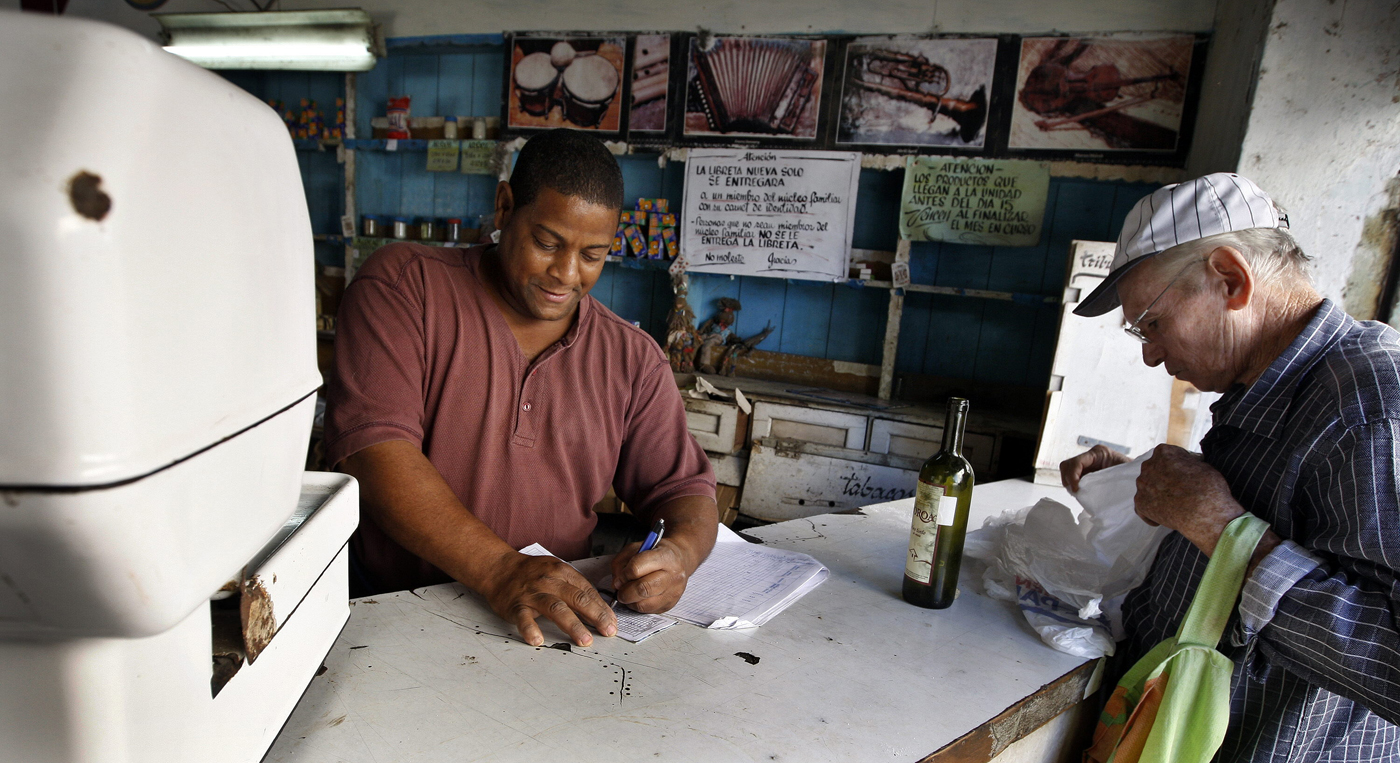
[1062,173,1400,761]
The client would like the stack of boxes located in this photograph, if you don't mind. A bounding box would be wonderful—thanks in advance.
[611,198,678,260]
[327,98,346,141]
[295,99,324,140]
[266,98,346,142]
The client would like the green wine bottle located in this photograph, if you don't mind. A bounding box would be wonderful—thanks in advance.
[902,397,975,609]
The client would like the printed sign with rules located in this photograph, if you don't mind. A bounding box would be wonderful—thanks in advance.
[899,157,1050,247]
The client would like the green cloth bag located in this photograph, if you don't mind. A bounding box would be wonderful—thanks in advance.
[1085,513,1269,763]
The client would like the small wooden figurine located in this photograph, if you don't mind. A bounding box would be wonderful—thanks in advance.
[665,278,701,373]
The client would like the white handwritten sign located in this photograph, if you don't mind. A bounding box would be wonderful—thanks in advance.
[899,157,1050,247]
[681,149,862,282]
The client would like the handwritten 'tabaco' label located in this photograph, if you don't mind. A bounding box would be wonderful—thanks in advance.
[899,157,1050,247]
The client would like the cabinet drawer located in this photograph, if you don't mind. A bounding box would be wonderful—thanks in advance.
[684,398,745,454]
[868,419,997,476]
[751,402,868,450]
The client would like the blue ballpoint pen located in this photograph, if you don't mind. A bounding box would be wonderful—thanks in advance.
[612,518,665,612]
[639,518,665,554]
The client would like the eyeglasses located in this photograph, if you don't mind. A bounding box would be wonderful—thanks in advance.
[1122,259,1201,344]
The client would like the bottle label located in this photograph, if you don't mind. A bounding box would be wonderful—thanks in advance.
[905,481,945,584]
[937,493,959,526]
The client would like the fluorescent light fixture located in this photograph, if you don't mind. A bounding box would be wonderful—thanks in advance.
[155,9,379,71]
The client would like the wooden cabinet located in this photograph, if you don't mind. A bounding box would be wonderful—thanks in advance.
[742,438,923,521]
[676,374,1035,524]
[867,419,998,477]
[752,402,868,450]
[683,398,746,455]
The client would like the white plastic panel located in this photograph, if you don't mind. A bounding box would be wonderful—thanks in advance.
[0,397,316,639]
[245,472,360,653]
[0,12,320,486]
[0,550,352,763]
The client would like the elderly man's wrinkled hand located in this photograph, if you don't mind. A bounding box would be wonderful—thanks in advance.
[1135,444,1245,556]
[483,552,617,647]
[1060,444,1133,492]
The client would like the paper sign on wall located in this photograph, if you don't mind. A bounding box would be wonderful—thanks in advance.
[460,140,496,175]
[426,140,460,172]
[899,157,1050,247]
[681,149,862,282]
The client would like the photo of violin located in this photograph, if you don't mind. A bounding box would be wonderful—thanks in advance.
[1010,35,1195,153]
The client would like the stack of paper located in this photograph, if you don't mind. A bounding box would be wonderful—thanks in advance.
[667,541,828,629]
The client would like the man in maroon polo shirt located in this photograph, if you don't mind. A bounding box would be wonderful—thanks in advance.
[325,129,718,648]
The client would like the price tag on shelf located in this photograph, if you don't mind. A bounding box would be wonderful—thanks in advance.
[426,140,460,172]
[891,261,911,289]
[385,138,398,152]
[460,140,495,175]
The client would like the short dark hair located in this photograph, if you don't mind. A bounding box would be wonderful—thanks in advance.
[509,129,624,211]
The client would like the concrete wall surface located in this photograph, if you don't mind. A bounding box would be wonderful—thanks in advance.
[1235,0,1400,318]
[37,0,1219,40]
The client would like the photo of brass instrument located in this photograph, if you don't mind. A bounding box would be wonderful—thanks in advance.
[837,37,997,149]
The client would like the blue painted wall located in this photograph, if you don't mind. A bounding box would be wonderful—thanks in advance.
[232,44,1158,391]
[218,70,347,269]
[353,45,503,228]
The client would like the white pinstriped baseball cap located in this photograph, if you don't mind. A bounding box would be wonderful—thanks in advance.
[1073,173,1290,317]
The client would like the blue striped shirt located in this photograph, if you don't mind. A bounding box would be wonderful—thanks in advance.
[1120,299,1400,762]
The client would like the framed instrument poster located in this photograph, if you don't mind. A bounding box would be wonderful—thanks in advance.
[1003,33,1209,166]
[503,33,628,135]
[679,34,837,146]
[679,148,862,282]
[833,35,1008,155]
[624,33,681,146]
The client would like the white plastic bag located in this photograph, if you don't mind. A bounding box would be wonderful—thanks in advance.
[964,450,1170,657]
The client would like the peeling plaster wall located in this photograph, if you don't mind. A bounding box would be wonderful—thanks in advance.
[1234,0,1400,318]
[37,0,1218,41]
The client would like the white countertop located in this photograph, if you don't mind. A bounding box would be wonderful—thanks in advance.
[267,479,1087,763]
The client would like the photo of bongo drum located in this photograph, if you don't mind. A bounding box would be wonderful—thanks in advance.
[513,52,557,117]
[561,55,620,127]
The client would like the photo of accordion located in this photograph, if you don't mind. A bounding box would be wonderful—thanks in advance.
[684,36,826,140]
